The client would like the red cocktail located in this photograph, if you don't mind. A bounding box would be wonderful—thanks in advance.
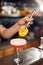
[10,38,27,48]
[10,38,27,65]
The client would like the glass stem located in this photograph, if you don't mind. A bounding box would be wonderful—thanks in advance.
[17,48,19,58]
[16,48,20,65]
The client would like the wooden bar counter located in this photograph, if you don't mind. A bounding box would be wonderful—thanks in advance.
[0,40,43,65]
[0,40,39,58]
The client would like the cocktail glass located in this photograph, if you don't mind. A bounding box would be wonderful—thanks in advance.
[10,38,27,65]
[38,37,43,50]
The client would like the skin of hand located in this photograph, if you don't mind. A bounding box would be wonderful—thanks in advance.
[17,15,33,27]
[0,15,33,39]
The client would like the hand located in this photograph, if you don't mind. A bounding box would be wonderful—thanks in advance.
[17,15,34,27]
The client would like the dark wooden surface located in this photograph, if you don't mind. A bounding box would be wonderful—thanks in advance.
[0,40,43,65]
[0,53,43,65]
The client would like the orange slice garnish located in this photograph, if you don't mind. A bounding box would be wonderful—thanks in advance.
[19,27,29,37]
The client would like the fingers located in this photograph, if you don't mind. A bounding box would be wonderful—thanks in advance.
[26,17,33,22]
[23,15,34,23]
[17,14,34,26]
[29,21,33,25]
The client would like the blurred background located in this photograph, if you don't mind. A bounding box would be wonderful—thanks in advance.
[0,0,43,40]
[0,0,43,58]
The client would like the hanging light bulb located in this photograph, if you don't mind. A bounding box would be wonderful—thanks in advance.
[39,4,43,12]
[35,0,43,12]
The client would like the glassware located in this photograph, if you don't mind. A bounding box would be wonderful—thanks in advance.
[39,37,43,50]
[38,37,43,58]
[38,23,43,50]
[10,38,27,65]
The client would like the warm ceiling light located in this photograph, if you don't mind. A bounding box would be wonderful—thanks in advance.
[35,0,43,12]
[39,4,43,12]
[35,0,43,5]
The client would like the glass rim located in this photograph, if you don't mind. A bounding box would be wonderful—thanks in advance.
[10,38,27,46]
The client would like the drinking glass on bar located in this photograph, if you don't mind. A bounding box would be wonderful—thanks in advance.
[39,37,43,50]
[10,38,27,65]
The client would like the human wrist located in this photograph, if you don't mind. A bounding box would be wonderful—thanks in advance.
[15,23,20,31]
